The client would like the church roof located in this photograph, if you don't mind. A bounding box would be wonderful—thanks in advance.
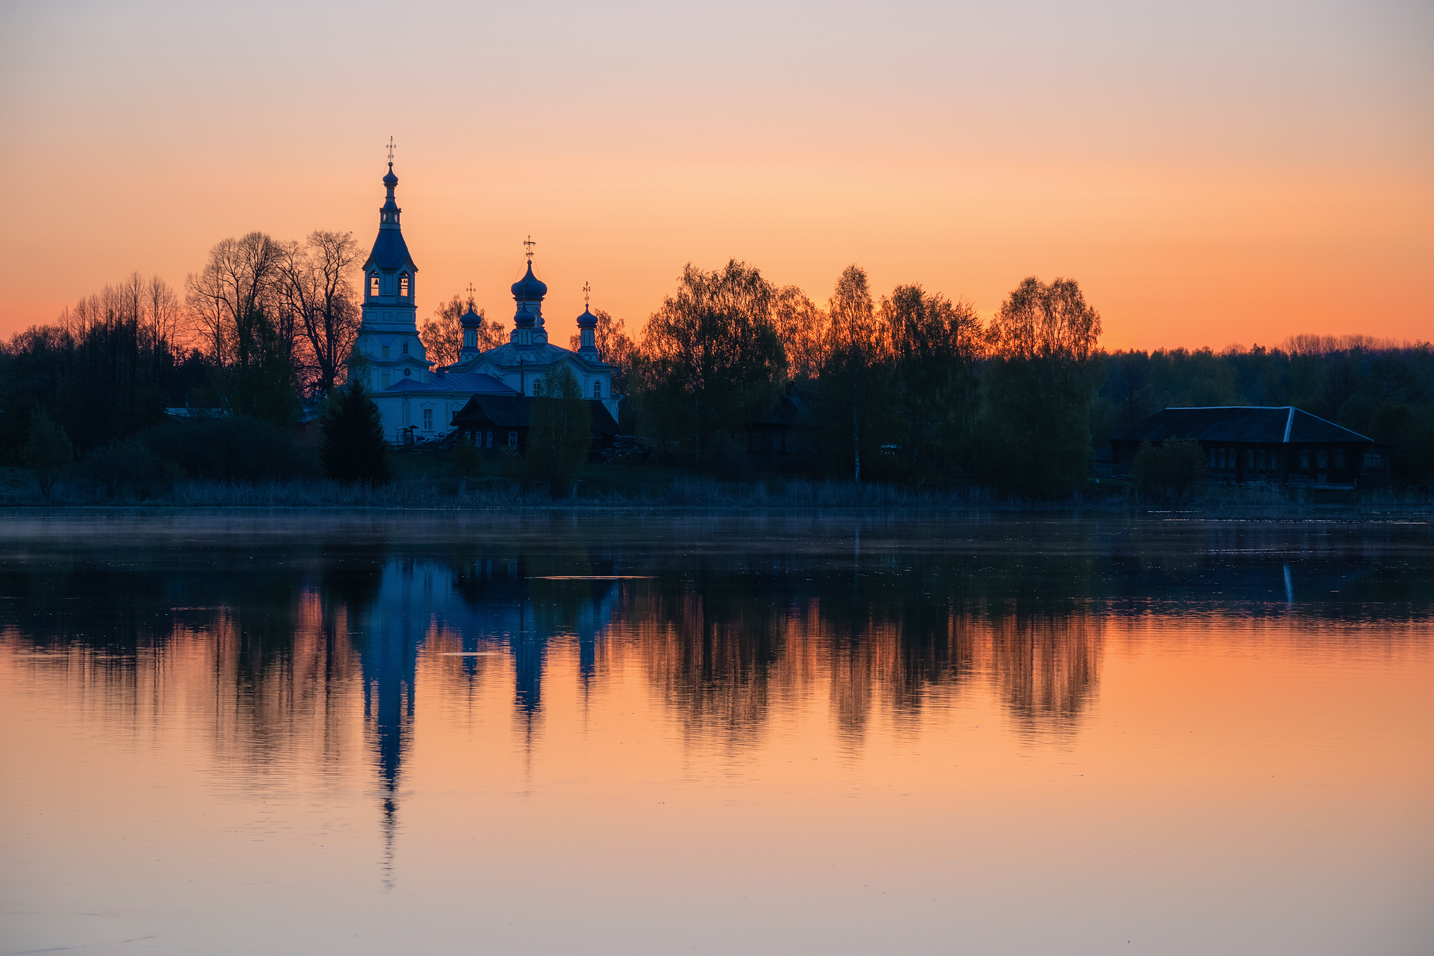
[511,262,548,300]
[366,228,414,272]
[379,371,516,395]
[475,342,610,370]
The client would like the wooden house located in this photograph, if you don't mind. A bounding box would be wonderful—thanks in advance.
[1108,406,1390,489]
[450,395,619,455]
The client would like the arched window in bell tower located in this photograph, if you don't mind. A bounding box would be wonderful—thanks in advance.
[369,274,380,297]
[399,274,410,299]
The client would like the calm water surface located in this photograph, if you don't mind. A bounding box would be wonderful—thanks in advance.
[1,513,1431,955]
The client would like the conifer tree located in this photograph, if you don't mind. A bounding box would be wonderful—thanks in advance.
[319,379,389,484]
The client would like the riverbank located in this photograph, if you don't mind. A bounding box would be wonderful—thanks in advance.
[2,467,1431,520]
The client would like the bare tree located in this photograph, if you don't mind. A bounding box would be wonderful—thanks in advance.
[184,232,285,365]
[277,230,362,395]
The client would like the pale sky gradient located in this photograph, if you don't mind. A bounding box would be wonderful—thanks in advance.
[1,0,1430,350]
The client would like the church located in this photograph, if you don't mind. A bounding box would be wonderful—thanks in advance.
[347,157,619,445]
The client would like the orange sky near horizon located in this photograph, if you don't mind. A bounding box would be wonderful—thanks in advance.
[1,0,1430,353]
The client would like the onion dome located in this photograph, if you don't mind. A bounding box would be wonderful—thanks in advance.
[510,261,548,300]
[576,306,598,329]
[461,305,481,328]
[514,302,536,328]
[382,163,398,188]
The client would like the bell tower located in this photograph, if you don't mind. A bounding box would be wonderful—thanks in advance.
[349,138,428,391]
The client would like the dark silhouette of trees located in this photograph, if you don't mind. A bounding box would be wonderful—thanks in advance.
[319,380,389,484]
[419,294,466,367]
[772,286,827,382]
[978,277,1103,497]
[420,294,505,366]
[636,260,786,466]
[22,409,73,499]
[821,265,882,482]
[880,285,983,479]
[185,232,286,367]
[277,230,362,396]
[524,365,591,494]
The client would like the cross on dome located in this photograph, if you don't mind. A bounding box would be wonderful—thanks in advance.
[523,235,536,263]
[583,281,591,307]
[386,136,396,165]
[465,281,476,305]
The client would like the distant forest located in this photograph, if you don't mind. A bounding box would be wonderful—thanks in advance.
[3,228,1433,496]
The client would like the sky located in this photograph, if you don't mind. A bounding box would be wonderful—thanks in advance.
[1,0,1430,351]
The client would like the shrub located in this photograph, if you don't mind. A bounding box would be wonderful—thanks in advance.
[1132,438,1207,500]
[21,410,74,499]
[143,414,315,481]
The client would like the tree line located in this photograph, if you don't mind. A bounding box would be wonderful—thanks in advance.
[5,225,1433,497]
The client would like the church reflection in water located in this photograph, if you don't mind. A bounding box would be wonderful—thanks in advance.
[4,518,1429,884]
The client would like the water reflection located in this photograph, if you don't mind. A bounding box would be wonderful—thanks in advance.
[2,515,1431,888]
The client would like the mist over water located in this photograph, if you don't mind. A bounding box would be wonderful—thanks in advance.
[2,514,1431,955]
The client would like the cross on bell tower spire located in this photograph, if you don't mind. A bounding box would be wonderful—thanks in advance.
[386,136,396,167]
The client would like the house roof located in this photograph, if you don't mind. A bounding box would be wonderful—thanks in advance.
[749,393,804,427]
[451,395,621,434]
[452,394,532,428]
[1110,406,1375,445]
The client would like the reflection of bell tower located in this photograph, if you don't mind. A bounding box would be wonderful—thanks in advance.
[359,603,421,888]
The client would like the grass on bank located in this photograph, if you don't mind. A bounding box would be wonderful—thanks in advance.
[2,460,1431,515]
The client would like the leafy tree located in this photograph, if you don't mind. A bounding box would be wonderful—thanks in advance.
[22,410,74,499]
[226,305,300,425]
[637,260,786,465]
[879,284,982,479]
[524,365,591,493]
[771,286,827,381]
[979,276,1102,497]
[319,379,389,484]
[820,265,883,482]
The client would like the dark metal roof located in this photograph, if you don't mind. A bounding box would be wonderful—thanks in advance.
[451,395,619,434]
[510,262,548,300]
[382,372,514,395]
[749,393,804,427]
[1110,406,1375,445]
[452,394,532,428]
[365,228,414,272]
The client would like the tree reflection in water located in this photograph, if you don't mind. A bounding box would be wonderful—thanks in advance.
[3,515,1430,884]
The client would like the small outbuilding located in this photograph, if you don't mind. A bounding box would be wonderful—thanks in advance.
[1108,406,1390,489]
[450,395,620,455]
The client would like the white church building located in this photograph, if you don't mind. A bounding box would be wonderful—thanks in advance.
[348,159,618,443]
